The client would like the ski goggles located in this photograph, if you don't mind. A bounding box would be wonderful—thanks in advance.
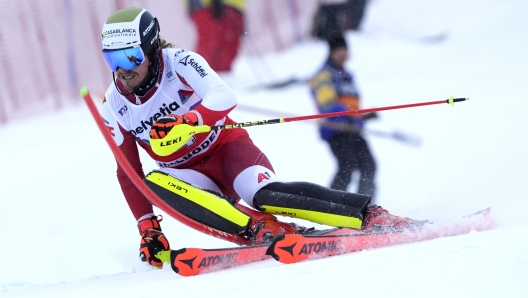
[102,46,145,72]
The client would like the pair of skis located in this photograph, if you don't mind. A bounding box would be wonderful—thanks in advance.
[80,88,485,277]
[157,208,494,276]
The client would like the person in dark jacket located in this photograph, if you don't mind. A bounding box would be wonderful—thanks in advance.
[309,36,377,198]
[312,0,369,41]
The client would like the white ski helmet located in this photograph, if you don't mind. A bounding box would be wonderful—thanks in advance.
[101,7,160,72]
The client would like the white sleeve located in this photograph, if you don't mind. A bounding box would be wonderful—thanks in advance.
[100,100,125,146]
[172,49,236,112]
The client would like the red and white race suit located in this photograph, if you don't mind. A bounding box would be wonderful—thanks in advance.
[101,48,278,220]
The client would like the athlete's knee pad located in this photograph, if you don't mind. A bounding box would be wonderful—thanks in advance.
[233,165,279,208]
[144,170,251,235]
[253,182,371,229]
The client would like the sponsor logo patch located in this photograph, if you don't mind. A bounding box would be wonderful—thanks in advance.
[198,253,238,268]
[118,105,128,116]
[129,101,181,136]
[178,55,208,78]
[143,20,155,36]
[257,172,271,183]
[157,130,219,167]
[150,30,158,45]
[298,240,342,255]
[102,28,137,39]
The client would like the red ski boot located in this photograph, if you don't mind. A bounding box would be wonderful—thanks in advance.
[362,205,428,233]
[250,218,307,244]
[238,203,308,244]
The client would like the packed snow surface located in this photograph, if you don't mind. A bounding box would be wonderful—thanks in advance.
[1,0,527,297]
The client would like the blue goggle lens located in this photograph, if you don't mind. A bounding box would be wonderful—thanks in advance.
[102,47,145,72]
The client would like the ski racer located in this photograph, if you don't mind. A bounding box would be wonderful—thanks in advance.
[99,7,425,268]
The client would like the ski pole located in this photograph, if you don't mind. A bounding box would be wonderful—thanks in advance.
[209,96,466,131]
[150,96,466,156]
[236,103,422,146]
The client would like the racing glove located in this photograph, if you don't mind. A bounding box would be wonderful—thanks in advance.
[149,112,198,139]
[138,215,170,267]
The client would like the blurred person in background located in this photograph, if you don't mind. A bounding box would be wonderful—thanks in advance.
[313,0,369,41]
[100,7,423,269]
[187,0,245,72]
[309,35,378,199]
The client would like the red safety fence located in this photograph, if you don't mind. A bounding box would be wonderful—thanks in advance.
[0,0,318,124]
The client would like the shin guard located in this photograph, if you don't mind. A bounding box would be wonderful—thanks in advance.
[253,182,371,229]
[145,170,251,235]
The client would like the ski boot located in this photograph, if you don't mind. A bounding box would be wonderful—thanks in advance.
[362,205,429,233]
[249,217,308,244]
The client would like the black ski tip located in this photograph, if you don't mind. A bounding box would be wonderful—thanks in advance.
[169,248,187,274]
[265,234,285,261]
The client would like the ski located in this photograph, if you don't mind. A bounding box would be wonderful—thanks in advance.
[156,227,359,276]
[157,244,270,276]
[158,208,493,276]
[266,208,494,264]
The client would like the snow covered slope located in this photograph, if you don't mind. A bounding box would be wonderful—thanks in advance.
[1,0,527,297]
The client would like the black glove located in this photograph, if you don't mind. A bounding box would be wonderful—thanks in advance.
[363,112,379,121]
[212,0,224,19]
